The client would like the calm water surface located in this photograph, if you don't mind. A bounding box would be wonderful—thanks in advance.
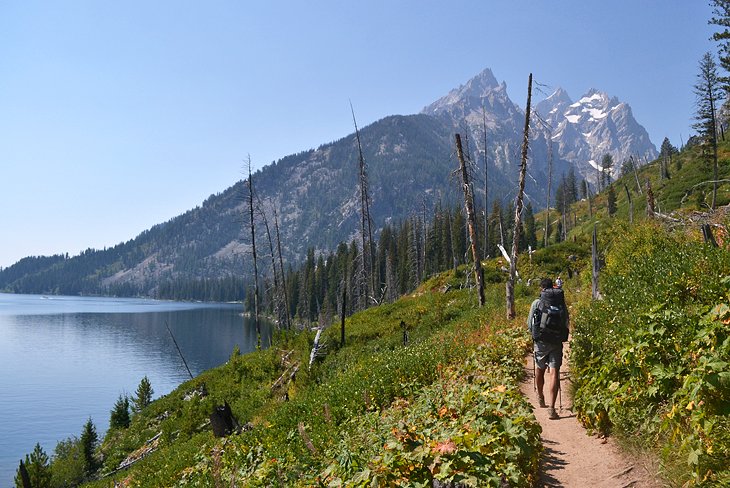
[0,293,270,487]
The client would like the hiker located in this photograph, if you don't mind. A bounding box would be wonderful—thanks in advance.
[528,277,569,419]
[554,276,563,289]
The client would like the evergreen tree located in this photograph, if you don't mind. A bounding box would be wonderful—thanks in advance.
[694,51,725,209]
[80,417,99,477]
[621,158,635,178]
[441,208,454,270]
[132,376,154,414]
[425,204,443,274]
[524,203,537,250]
[396,220,410,294]
[709,0,730,92]
[566,167,578,204]
[489,200,503,253]
[452,207,467,266]
[50,437,85,487]
[554,175,568,215]
[580,178,588,200]
[607,185,617,216]
[109,395,130,430]
[15,443,51,488]
[601,154,614,187]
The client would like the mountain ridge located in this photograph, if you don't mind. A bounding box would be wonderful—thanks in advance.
[0,67,659,297]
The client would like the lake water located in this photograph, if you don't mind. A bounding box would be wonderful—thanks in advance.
[0,293,271,487]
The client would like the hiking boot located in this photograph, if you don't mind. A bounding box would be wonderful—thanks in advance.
[547,407,560,420]
[537,394,547,408]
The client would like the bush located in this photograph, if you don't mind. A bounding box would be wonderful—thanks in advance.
[570,223,730,485]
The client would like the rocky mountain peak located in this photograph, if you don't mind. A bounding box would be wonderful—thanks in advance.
[421,67,505,117]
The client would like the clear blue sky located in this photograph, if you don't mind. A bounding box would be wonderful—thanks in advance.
[0,1,717,268]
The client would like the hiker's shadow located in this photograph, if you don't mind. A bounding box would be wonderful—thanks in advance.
[538,439,567,488]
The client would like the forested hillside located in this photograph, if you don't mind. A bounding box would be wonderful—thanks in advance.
[0,67,657,300]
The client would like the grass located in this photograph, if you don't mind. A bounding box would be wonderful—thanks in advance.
[81,270,544,487]
[75,138,730,487]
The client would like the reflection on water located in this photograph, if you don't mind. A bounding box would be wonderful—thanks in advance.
[0,293,271,486]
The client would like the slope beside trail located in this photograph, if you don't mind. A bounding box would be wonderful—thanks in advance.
[520,345,663,488]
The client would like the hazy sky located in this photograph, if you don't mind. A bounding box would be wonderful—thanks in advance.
[0,1,717,268]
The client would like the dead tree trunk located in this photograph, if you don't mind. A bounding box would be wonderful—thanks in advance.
[455,133,485,307]
[631,155,643,195]
[340,287,346,347]
[482,106,490,258]
[351,102,375,308]
[246,160,261,350]
[273,207,290,330]
[587,186,593,219]
[507,73,532,320]
[702,224,719,247]
[646,178,655,218]
[592,224,601,300]
[256,199,281,330]
[544,132,553,247]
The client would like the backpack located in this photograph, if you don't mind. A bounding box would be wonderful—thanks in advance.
[531,288,568,344]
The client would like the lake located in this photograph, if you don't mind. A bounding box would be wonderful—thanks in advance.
[0,293,271,487]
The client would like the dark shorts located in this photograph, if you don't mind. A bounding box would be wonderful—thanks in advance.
[534,341,563,369]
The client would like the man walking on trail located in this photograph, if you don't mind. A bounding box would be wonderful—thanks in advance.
[528,278,569,420]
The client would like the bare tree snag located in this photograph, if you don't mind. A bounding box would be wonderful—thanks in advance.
[702,223,719,246]
[645,178,655,218]
[256,198,281,330]
[246,158,261,350]
[351,102,375,308]
[482,106,490,258]
[545,131,553,247]
[592,224,602,300]
[631,155,643,195]
[340,287,346,347]
[273,207,290,330]
[455,133,485,306]
[507,73,532,320]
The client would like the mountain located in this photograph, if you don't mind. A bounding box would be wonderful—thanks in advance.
[0,68,658,297]
[536,87,657,182]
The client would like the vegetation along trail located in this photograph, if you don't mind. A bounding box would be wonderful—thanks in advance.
[521,343,660,487]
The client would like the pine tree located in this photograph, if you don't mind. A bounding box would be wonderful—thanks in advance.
[566,167,578,204]
[50,437,85,487]
[709,0,730,92]
[524,203,537,250]
[620,158,634,177]
[607,185,617,216]
[16,443,51,488]
[601,154,614,187]
[452,207,467,266]
[109,395,130,430]
[80,418,99,476]
[694,52,725,209]
[132,376,154,414]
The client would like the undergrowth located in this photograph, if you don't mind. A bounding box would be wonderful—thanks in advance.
[84,275,541,487]
[570,221,730,487]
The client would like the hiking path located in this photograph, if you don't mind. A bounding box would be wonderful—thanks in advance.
[520,346,664,487]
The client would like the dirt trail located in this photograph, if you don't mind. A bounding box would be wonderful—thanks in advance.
[520,348,662,487]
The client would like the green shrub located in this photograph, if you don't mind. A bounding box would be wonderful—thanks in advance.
[570,223,730,485]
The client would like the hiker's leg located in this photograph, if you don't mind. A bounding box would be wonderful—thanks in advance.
[549,366,560,408]
[535,366,546,397]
